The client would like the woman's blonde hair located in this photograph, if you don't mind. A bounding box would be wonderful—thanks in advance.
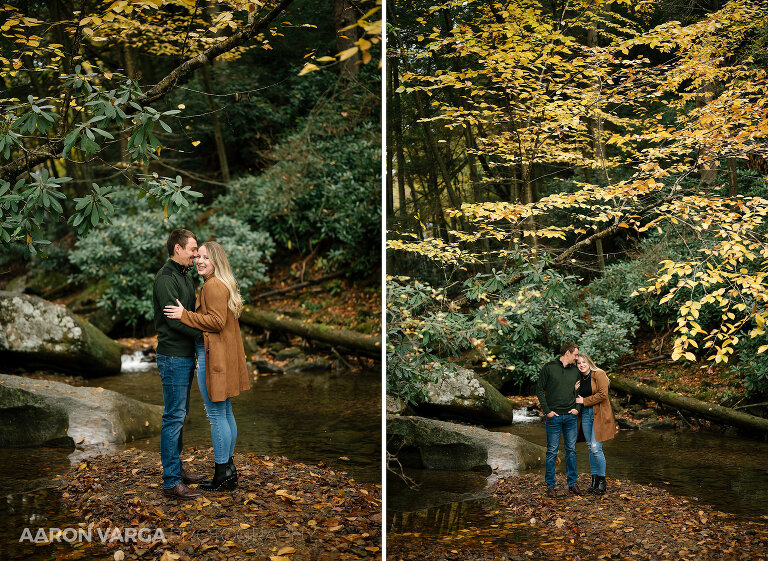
[201,241,243,319]
[577,353,599,373]
[578,353,611,386]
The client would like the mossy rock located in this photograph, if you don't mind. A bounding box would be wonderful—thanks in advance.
[0,291,121,376]
[67,279,110,313]
[25,270,71,299]
[415,365,516,426]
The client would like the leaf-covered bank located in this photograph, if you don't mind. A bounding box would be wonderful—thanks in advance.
[56,449,381,561]
[388,474,768,561]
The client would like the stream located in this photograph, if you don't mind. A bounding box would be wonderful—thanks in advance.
[389,410,768,537]
[0,359,381,559]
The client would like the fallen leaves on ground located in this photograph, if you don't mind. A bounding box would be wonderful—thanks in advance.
[256,258,381,336]
[60,448,381,561]
[387,473,768,561]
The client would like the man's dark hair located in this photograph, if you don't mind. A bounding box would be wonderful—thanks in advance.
[559,341,578,356]
[166,229,196,257]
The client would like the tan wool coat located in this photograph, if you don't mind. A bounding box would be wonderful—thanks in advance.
[180,277,250,402]
[581,368,616,443]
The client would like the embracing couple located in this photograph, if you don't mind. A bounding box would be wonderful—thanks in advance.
[152,228,250,500]
[536,341,616,498]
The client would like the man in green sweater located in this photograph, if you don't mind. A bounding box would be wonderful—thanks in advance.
[536,341,583,498]
[153,228,205,500]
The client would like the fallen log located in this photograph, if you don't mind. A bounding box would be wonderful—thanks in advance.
[240,307,381,358]
[609,373,768,434]
[253,271,344,300]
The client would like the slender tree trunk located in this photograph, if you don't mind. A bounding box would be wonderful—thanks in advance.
[121,42,136,167]
[728,158,738,196]
[201,64,230,184]
[595,238,605,273]
[522,160,538,252]
[386,56,395,221]
[332,0,359,78]
[697,81,718,185]
[588,23,607,273]
[391,54,408,222]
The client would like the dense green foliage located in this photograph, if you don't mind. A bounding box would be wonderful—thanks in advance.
[212,77,381,275]
[387,262,640,404]
[68,191,273,325]
[1,0,381,332]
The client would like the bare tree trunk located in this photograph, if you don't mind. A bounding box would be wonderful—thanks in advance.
[121,42,137,167]
[522,161,538,252]
[728,158,738,196]
[595,238,605,273]
[201,64,230,184]
[386,56,395,220]
[391,53,408,222]
[332,0,359,78]
[697,81,718,185]
[588,20,607,273]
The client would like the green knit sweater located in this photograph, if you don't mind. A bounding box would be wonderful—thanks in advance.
[152,259,200,357]
[536,359,582,415]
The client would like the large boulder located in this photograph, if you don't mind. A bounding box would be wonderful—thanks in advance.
[415,365,516,425]
[0,374,162,446]
[0,291,121,376]
[387,414,546,473]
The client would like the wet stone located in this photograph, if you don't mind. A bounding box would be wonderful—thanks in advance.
[276,347,305,360]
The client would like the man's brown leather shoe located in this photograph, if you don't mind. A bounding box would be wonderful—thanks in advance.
[181,470,205,484]
[569,484,584,496]
[163,482,202,500]
[546,487,557,498]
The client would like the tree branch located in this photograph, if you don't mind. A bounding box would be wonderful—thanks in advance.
[0,0,295,183]
[141,0,295,105]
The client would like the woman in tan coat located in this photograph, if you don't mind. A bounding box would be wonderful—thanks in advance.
[575,353,616,495]
[164,241,250,492]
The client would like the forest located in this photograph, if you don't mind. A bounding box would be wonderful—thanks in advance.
[386,0,768,406]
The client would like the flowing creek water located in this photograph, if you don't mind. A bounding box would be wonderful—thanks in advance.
[0,360,380,559]
[389,410,768,539]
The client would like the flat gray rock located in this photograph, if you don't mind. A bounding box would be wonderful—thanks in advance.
[0,374,162,446]
[387,414,546,473]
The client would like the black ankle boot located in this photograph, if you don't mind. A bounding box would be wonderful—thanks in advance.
[228,456,238,487]
[594,475,607,495]
[587,475,598,493]
[200,462,236,492]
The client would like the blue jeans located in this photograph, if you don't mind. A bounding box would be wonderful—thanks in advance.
[545,413,578,487]
[581,406,606,476]
[157,353,196,489]
[196,338,237,464]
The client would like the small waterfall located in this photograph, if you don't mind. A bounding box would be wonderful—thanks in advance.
[120,350,155,373]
